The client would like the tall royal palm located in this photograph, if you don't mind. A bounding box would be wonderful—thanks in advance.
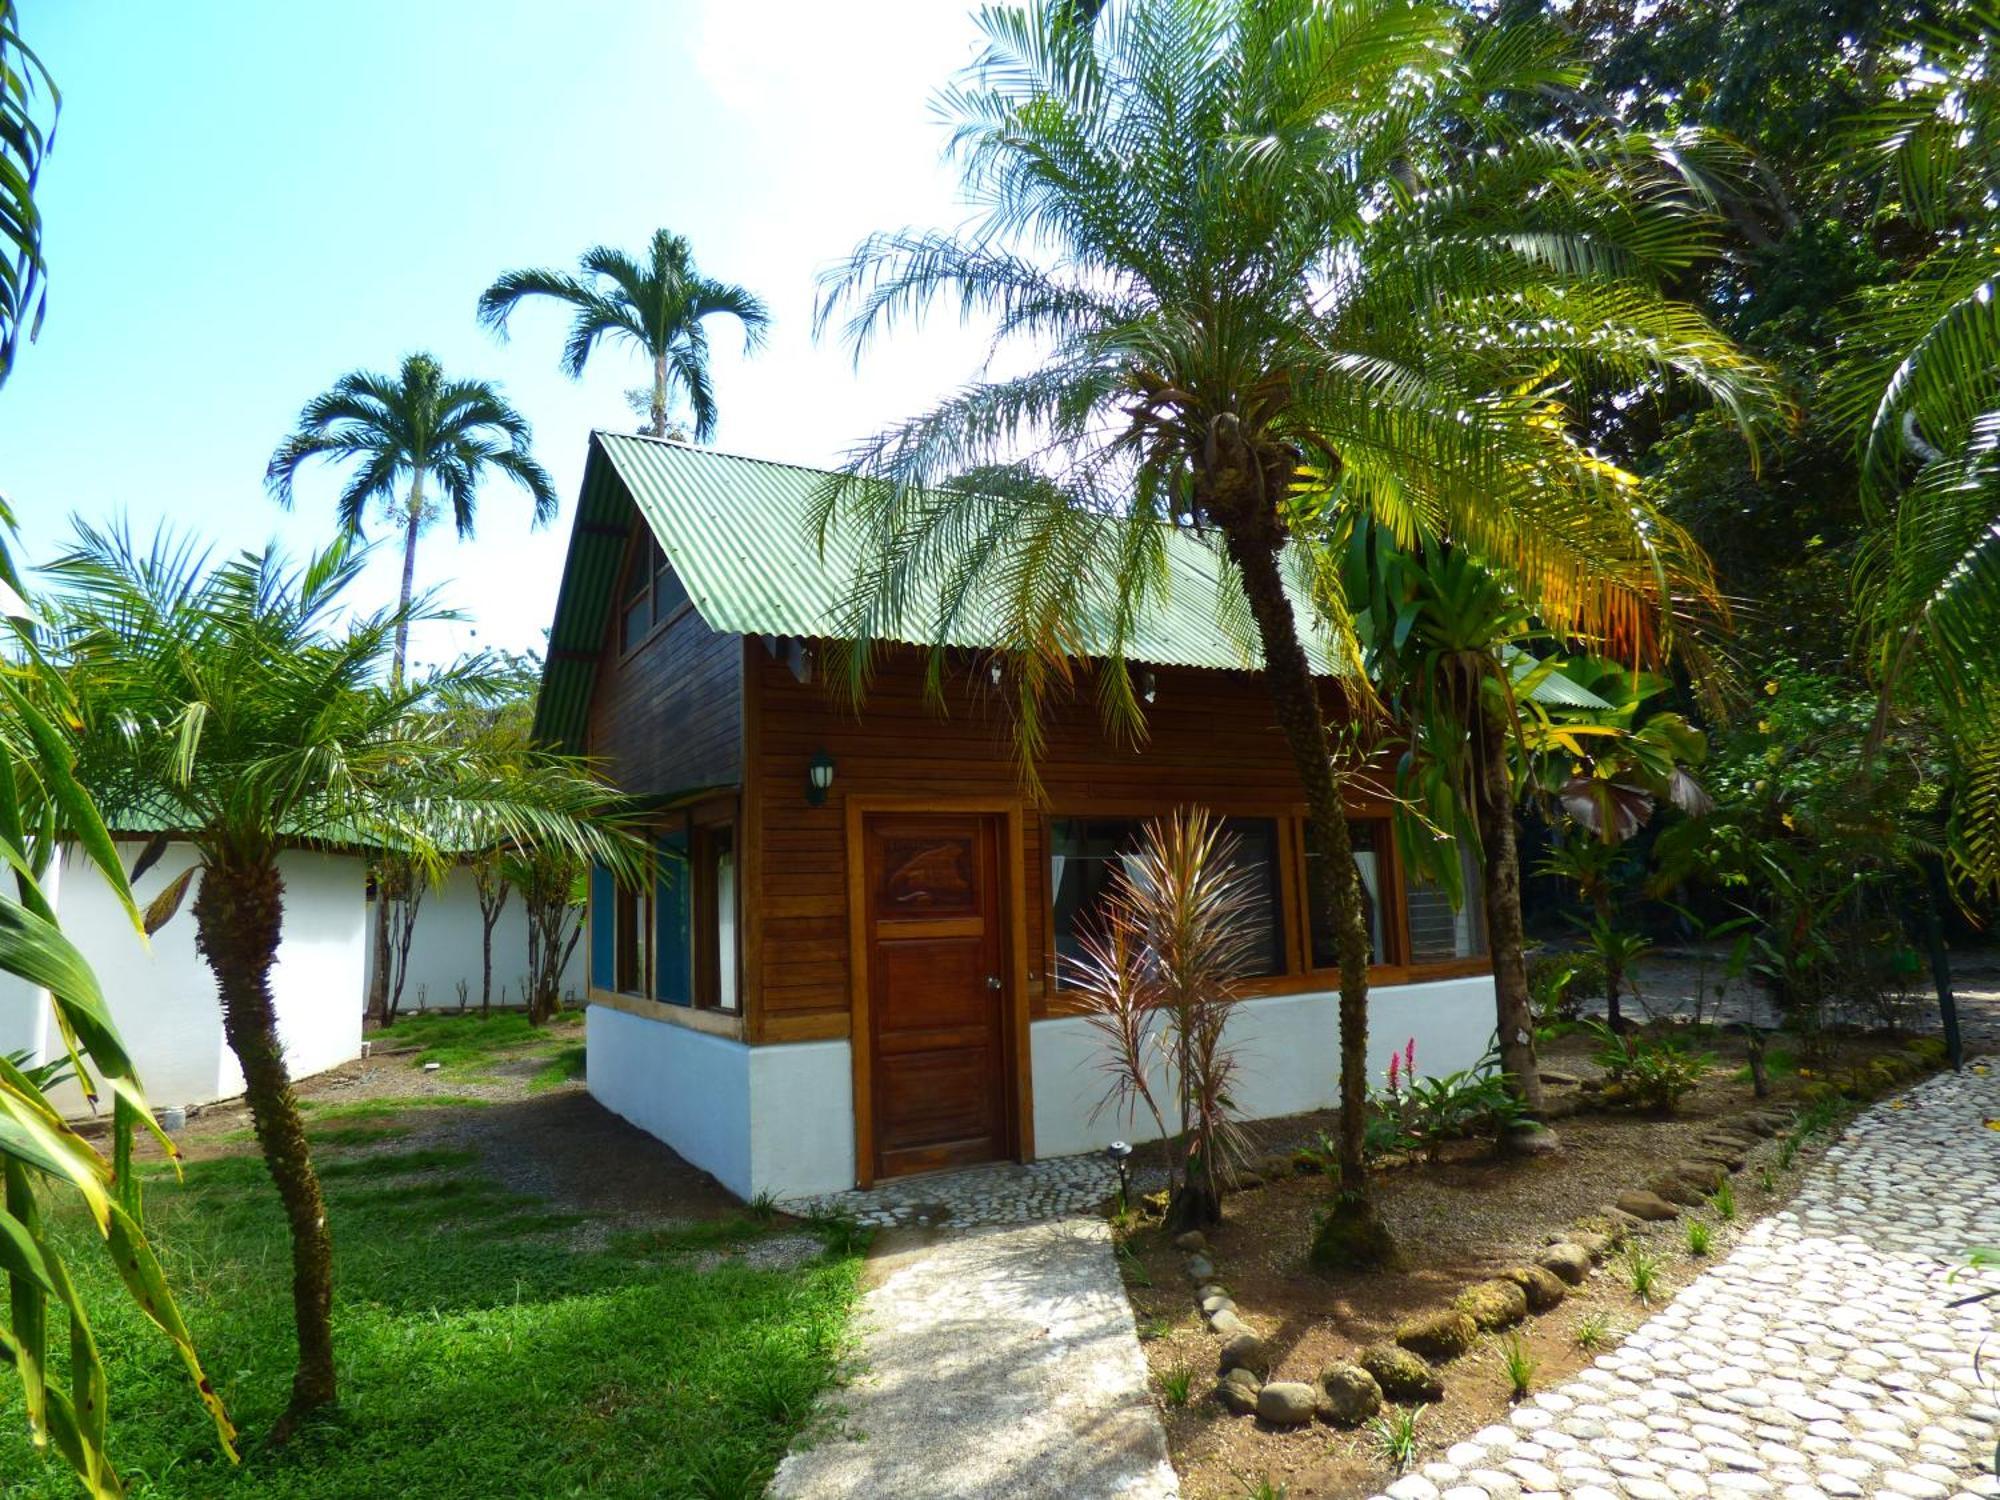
[264,351,558,686]
[478,228,771,441]
[42,524,642,1438]
[815,0,1779,1261]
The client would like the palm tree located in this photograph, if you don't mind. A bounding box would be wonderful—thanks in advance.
[0,0,56,387]
[266,353,558,1022]
[478,228,771,441]
[1355,538,1712,1061]
[264,351,558,687]
[813,0,1780,1264]
[1834,5,2000,895]
[40,523,643,1438]
[0,509,236,1497]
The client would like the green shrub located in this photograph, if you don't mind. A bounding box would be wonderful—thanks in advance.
[1527,951,1607,1031]
[1586,1021,1712,1113]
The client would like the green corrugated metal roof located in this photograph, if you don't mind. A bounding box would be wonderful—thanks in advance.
[533,432,1607,751]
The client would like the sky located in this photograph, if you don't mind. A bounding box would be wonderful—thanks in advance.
[0,1,1003,670]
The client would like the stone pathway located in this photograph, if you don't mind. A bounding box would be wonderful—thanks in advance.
[779,1153,1154,1228]
[768,1217,1180,1500]
[1369,1068,2000,1500]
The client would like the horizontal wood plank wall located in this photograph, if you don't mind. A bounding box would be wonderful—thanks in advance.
[750,645,1394,1043]
[585,599,742,797]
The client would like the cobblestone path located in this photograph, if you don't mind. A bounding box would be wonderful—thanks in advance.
[1370,1069,2000,1500]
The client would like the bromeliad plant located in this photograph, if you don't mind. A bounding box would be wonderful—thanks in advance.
[1072,808,1256,1230]
[1368,1037,1525,1162]
[1584,1020,1712,1113]
[37,523,647,1439]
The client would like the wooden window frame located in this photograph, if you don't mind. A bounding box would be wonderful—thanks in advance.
[1037,803,1493,1008]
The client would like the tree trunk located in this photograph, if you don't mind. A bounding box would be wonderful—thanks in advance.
[650,353,669,440]
[192,857,336,1436]
[368,479,426,1025]
[390,476,423,689]
[1474,690,1546,1120]
[1220,518,1392,1269]
[480,911,494,1015]
[1597,890,1624,1031]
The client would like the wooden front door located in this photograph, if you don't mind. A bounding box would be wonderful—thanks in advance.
[863,813,1010,1179]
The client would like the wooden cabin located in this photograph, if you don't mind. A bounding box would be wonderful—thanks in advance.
[535,433,1497,1201]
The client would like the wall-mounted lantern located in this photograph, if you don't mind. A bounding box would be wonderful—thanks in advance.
[806,748,836,807]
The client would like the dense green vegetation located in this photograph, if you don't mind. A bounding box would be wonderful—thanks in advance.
[0,1138,861,1500]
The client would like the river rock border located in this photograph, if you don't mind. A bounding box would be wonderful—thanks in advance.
[1168,1100,1820,1435]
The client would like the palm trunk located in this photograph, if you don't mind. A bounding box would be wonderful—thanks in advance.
[1596,889,1623,1030]
[480,913,494,1014]
[368,479,425,1024]
[193,857,336,1436]
[1220,516,1393,1269]
[1474,694,1545,1121]
[650,353,669,440]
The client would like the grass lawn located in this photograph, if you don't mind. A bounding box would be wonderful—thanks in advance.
[371,1009,581,1074]
[1,1128,861,1499]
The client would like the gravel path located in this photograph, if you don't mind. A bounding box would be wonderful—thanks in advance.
[1369,1069,2000,1500]
[768,1217,1180,1500]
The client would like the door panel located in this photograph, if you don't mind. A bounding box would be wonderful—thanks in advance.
[865,813,1009,1179]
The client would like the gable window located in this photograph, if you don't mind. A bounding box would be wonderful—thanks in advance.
[619,531,690,653]
[1049,815,1285,979]
[1307,819,1390,968]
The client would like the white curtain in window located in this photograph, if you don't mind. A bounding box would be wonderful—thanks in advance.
[716,849,738,1011]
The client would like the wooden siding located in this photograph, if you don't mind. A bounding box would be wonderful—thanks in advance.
[583,592,742,798]
[746,643,1417,1042]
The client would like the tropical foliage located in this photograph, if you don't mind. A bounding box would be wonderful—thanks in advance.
[1831,4,2000,894]
[33,524,643,1436]
[1070,808,1254,1228]
[264,352,557,683]
[813,0,1779,1262]
[479,228,771,440]
[0,0,56,386]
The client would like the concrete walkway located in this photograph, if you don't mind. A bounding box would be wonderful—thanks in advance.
[1371,1068,2000,1500]
[768,1217,1180,1500]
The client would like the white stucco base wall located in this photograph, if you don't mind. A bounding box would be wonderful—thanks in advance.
[14,843,366,1114]
[591,975,1495,1200]
[1030,973,1498,1159]
[586,1006,856,1201]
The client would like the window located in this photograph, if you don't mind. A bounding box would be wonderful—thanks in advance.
[1049,816,1285,980]
[650,817,739,1011]
[1404,841,1487,963]
[1307,820,1390,969]
[619,532,689,652]
[697,825,739,1012]
[612,881,650,995]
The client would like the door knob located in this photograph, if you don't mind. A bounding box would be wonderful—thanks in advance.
[986,974,1003,991]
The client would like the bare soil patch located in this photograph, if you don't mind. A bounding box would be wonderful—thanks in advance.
[1119,1026,1946,1499]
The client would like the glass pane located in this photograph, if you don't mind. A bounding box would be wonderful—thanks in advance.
[1308,821,1388,969]
[614,886,640,993]
[654,833,692,1006]
[620,596,650,652]
[1050,816,1283,980]
[1218,817,1284,977]
[714,832,737,1012]
[1050,818,1140,974]
[652,563,688,625]
[1405,842,1486,963]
